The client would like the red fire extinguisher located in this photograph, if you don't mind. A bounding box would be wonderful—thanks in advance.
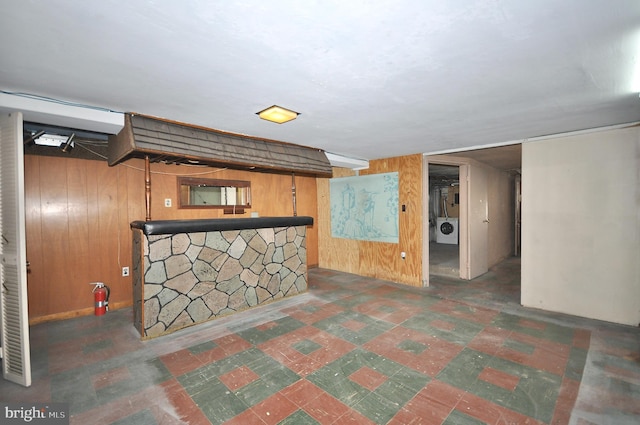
[91,282,110,316]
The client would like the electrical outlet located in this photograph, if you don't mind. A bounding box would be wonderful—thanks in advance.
[164,198,172,207]
[122,266,130,277]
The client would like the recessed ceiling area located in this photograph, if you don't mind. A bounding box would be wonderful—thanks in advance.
[1,1,639,164]
[23,122,110,161]
[448,144,522,172]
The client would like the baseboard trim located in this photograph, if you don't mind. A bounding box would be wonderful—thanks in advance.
[28,301,132,325]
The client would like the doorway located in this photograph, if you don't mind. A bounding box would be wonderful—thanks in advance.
[424,144,521,287]
[428,164,461,278]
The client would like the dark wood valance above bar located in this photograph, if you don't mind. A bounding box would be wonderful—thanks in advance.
[108,113,333,177]
[131,216,314,235]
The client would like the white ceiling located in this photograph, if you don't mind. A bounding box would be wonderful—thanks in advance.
[1,0,639,166]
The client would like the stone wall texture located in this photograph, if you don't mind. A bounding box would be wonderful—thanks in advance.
[140,225,308,338]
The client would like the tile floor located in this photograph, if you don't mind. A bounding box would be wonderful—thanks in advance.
[1,257,638,424]
[428,242,460,278]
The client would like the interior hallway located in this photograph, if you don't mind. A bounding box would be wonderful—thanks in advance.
[1,258,638,424]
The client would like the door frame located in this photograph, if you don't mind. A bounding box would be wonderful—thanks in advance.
[423,156,471,283]
[424,153,493,282]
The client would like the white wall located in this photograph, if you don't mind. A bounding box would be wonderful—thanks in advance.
[521,127,640,326]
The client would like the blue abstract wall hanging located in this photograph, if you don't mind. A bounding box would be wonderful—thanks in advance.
[330,172,399,243]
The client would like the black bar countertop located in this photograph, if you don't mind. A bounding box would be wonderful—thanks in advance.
[131,216,314,235]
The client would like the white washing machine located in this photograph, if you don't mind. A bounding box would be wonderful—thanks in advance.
[436,217,459,244]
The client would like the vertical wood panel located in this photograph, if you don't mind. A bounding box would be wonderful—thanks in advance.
[116,164,132,305]
[318,154,423,286]
[97,160,120,298]
[66,158,91,310]
[85,156,103,282]
[38,157,71,313]
[24,155,46,316]
[398,154,423,285]
[125,159,146,223]
[296,175,318,266]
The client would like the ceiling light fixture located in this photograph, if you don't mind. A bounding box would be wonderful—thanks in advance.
[33,133,69,147]
[256,105,299,124]
[30,132,76,152]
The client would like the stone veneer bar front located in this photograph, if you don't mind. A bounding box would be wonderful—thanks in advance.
[130,216,313,339]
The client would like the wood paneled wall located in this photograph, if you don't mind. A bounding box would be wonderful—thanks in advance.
[317,154,424,286]
[24,155,318,323]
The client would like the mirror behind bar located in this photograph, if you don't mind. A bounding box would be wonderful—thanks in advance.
[178,176,251,210]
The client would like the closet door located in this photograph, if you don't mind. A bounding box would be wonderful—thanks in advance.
[0,111,31,387]
[467,163,489,279]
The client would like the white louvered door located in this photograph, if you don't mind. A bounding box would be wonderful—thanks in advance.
[0,111,31,387]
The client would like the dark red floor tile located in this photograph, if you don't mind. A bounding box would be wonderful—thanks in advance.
[308,344,354,369]
[390,388,454,425]
[219,365,260,391]
[551,377,580,425]
[214,333,252,355]
[250,392,299,425]
[280,380,325,407]
[572,329,591,349]
[349,366,388,391]
[456,390,516,425]
[302,391,352,424]
[421,380,465,408]
[256,337,286,354]
[453,390,545,425]
[389,408,446,425]
[478,366,520,391]
[159,348,203,376]
[91,365,131,390]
